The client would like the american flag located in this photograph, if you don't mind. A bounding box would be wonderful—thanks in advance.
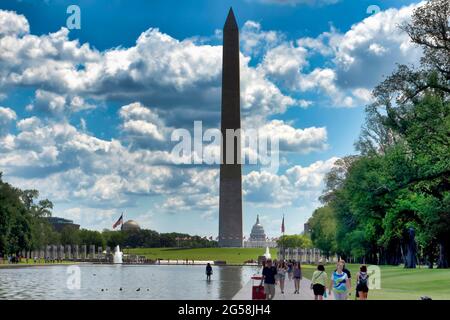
[112,213,123,229]
[281,215,285,233]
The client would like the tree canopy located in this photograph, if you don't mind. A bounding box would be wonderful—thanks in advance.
[309,0,450,268]
[277,234,312,249]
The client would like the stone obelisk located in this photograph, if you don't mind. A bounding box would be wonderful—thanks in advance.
[218,8,243,247]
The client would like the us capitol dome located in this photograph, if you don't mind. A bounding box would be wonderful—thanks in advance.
[249,215,267,241]
[244,215,277,248]
[122,220,141,231]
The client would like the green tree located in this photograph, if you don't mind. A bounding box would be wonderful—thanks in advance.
[308,206,337,258]
[60,226,80,245]
[30,218,60,249]
[102,230,126,248]
[316,0,450,267]
[78,229,104,247]
[277,234,312,249]
[0,173,33,255]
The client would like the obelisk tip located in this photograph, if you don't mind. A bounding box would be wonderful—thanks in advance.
[224,7,238,30]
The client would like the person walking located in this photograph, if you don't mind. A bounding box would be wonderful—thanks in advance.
[356,265,369,300]
[287,261,293,281]
[311,264,328,300]
[293,262,302,294]
[205,263,213,281]
[329,261,350,300]
[339,260,352,293]
[277,261,287,294]
[262,259,277,300]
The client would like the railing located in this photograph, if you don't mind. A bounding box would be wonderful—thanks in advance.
[276,248,339,264]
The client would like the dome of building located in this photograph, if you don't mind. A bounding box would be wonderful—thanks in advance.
[249,215,266,241]
[122,220,141,231]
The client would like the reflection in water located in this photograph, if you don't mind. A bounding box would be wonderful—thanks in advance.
[218,266,243,300]
[0,264,260,300]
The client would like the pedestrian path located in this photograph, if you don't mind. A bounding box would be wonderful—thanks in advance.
[233,276,335,300]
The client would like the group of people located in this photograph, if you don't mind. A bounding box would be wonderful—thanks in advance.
[1,255,21,264]
[1,255,44,264]
[261,259,304,299]
[261,259,370,300]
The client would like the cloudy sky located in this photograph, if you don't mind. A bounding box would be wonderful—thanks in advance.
[0,0,423,237]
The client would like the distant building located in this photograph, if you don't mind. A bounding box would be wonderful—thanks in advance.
[122,220,141,231]
[244,215,277,248]
[250,215,266,241]
[45,217,80,232]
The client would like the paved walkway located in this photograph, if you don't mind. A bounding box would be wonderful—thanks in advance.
[233,276,335,300]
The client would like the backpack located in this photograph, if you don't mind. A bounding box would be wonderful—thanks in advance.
[359,273,368,286]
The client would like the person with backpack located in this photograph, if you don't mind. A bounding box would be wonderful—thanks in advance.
[311,264,328,300]
[329,261,350,300]
[356,265,369,300]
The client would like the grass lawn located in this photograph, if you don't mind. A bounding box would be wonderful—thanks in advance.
[127,247,276,265]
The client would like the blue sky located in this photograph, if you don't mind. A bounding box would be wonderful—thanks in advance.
[0,0,423,238]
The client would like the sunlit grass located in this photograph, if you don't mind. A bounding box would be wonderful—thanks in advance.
[128,247,276,265]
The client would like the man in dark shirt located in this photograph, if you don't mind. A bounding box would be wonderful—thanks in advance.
[262,259,277,300]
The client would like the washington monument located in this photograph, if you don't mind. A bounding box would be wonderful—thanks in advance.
[218,8,243,247]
